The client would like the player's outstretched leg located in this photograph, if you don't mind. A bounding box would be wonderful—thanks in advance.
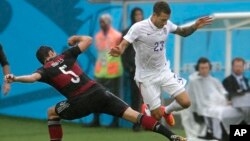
[122,107,186,141]
[47,107,63,141]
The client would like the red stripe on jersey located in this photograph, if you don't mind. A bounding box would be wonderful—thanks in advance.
[51,73,72,89]
[69,80,96,98]
[71,62,82,76]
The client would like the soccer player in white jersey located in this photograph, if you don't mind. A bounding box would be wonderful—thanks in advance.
[110,1,213,126]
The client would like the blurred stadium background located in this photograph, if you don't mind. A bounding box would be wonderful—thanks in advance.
[0,0,250,140]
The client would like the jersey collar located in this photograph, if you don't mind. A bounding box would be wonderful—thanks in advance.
[148,16,160,31]
[148,15,162,30]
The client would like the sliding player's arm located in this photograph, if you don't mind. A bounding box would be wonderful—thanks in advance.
[68,35,92,52]
[5,73,41,83]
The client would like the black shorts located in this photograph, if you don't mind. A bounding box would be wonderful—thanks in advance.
[55,84,129,120]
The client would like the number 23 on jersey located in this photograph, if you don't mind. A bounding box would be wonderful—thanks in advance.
[154,41,165,52]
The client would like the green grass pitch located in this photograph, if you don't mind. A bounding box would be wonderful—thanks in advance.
[0,115,185,141]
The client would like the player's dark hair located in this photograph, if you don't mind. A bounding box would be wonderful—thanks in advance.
[232,57,245,65]
[36,46,53,64]
[195,57,212,71]
[153,1,171,16]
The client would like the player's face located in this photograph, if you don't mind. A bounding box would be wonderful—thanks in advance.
[134,10,143,23]
[154,12,170,28]
[44,51,57,64]
[232,61,245,76]
[198,63,210,77]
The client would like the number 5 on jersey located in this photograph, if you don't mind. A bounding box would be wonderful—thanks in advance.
[59,65,80,83]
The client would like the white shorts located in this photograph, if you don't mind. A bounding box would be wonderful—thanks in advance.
[136,71,186,110]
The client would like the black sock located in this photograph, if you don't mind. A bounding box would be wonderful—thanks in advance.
[153,122,175,139]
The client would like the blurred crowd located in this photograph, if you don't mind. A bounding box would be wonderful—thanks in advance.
[181,57,250,141]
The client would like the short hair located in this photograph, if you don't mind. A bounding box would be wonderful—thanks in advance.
[100,13,112,25]
[153,1,171,15]
[36,46,53,64]
[232,57,245,65]
[195,57,212,71]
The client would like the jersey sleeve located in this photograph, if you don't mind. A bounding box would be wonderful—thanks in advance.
[62,45,82,59]
[167,20,178,33]
[35,67,48,82]
[123,23,140,43]
[0,44,9,66]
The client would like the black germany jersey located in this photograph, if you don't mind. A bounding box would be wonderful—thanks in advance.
[36,46,96,99]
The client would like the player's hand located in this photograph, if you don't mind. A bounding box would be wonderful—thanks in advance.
[4,74,15,83]
[2,82,10,96]
[194,16,213,29]
[68,35,79,46]
[109,46,122,57]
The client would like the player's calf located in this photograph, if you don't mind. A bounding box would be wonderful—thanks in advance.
[137,114,185,141]
[48,118,62,141]
[47,107,63,141]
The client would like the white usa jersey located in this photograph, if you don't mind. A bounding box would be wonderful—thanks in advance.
[124,16,177,81]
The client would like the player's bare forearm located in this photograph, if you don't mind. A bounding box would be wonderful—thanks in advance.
[78,36,92,52]
[174,16,213,37]
[68,35,92,52]
[174,25,197,37]
[68,35,91,46]
[119,39,130,53]
[2,82,10,95]
[15,75,37,83]
[5,73,41,83]
[110,39,130,57]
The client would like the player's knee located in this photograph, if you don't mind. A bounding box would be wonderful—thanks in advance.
[47,107,56,119]
[176,92,191,108]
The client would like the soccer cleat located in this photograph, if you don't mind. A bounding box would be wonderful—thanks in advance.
[160,106,175,127]
[170,135,187,141]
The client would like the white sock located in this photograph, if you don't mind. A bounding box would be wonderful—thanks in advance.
[165,100,184,114]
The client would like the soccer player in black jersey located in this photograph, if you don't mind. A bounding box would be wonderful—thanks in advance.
[5,35,186,141]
